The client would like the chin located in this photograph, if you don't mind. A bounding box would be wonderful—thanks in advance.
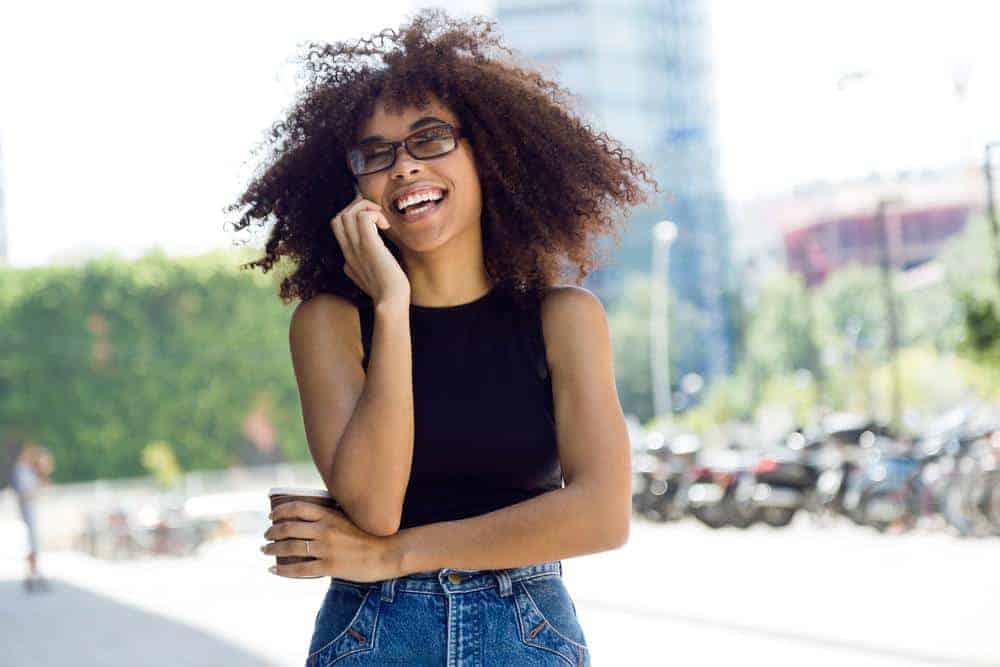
[394,215,479,254]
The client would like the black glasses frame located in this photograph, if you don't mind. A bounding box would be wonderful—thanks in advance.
[346,123,463,177]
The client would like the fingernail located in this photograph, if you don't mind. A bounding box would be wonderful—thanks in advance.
[269,566,277,574]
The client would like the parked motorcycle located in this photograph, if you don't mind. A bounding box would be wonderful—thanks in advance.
[687,449,757,529]
[748,445,820,528]
[632,431,698,523]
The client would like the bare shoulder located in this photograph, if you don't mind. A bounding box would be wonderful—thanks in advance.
[289,293,363,359]
[291,292,358,330]
[539,285,610,370]
[540,284,607,324]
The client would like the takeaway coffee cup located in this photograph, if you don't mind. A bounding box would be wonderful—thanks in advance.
[268,487,341,573]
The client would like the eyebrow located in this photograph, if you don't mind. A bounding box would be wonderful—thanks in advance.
[358,116,449,145]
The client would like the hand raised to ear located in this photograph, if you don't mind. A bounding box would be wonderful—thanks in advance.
[330,191,410,307]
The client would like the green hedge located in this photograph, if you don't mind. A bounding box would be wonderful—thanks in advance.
[0,248,306,484]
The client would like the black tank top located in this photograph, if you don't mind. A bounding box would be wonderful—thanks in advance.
[357,287,563,530]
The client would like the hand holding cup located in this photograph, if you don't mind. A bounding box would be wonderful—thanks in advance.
[262,487,399,582]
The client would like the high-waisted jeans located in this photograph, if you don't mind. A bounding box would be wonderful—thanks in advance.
[305,559,590,666]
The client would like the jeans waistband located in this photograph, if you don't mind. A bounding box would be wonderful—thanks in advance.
[331,560,563,604]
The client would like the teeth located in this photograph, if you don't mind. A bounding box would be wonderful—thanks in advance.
[395,189,445,212]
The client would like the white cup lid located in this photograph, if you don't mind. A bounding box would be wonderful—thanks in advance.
[268,487,332,498]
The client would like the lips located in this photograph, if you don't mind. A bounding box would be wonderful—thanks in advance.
[390,183,449,212]
[395,191,447,223]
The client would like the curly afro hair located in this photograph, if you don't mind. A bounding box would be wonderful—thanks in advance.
[225,7,660,310]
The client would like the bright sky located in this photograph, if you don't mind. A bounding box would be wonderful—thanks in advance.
[2,0,998,267]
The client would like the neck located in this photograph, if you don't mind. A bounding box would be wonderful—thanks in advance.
[400,222,491,308]
[406,266,492,308]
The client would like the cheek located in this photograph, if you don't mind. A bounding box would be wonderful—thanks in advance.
[455,166,482,204]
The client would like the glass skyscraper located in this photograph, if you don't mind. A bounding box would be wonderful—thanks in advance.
[496,0,733,379]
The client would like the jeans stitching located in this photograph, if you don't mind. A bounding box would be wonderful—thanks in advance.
[306,588,375,662]
[350,570,562,599]
[512,586,577,667]
[517,580,589,651]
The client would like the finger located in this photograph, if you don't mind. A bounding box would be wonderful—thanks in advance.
[264,519,324,542]
[271,558,326,579]
[342,207,363,254]
[342,198,382,220]
[345,199,387,231]
[331,214,351,257]
[343,261,362,288]
[270,500,329,523]
[333,198,379,238]
[331,215,361,275]
[358,210,388,232]
[265,537,326,559]
[358,213,389,250]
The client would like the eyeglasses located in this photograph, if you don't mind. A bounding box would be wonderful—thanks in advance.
[346,123,463,177]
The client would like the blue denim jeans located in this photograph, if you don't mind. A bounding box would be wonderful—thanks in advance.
[305,559,590,666]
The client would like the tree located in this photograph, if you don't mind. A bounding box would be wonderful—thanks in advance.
[606,272,706,422]
[742,270,820,398]
[0,248,305,483]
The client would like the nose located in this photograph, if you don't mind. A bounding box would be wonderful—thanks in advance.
[390,144,423,179]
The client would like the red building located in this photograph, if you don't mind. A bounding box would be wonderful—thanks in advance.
[729,165,987,288]
[784,203,971,286]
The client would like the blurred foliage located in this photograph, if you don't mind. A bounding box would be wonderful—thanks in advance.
[641,212,1000,436]
[607,272,709,423]
[743,271,817,376]
[141,440,183,490]
[0,248,305,484]
[959,293,1000,365]
[940,214,1000,366]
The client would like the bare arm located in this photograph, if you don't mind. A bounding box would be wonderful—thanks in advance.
[289,295,414,536]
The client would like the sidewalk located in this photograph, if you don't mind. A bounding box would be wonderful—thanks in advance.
[1,576,271,667]
[0,534,317,666]
[4,517,999,666]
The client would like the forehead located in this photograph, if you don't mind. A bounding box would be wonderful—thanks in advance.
[357,94,458,139]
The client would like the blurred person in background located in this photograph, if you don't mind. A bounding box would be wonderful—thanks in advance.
[11,442,54,592]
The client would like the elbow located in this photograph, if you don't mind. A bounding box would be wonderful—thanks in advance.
[595,500,631,549]
[616,519,630,548]
[365,516,401,537]
[605,521,629,550]
[577,481,631,549]
[348,497,402,537]
[324,471,402,537]
[609,500,631,548]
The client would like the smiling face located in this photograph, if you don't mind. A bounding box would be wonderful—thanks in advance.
[353,94,483,257]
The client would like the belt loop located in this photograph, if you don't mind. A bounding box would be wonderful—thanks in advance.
[558,560,563,576]
[380,577,396,603]
[495,569,513,597]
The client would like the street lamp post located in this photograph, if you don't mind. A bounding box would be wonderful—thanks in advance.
[985,141,1000,291]
[875,197,904,433]
[651,220,678,419]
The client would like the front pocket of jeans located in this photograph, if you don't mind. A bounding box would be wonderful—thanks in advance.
[306,582,379,666]
[512,574,588,666]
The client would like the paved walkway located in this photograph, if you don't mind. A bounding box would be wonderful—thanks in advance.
[3,512,999,666]
[1,576,270,666]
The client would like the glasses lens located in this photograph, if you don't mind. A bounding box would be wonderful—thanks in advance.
[408,126,455,158]
[350,144,394,176]
[348,126,456,176]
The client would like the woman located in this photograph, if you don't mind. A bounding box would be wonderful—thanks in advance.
[232,9,658,665]
[11,442,54,592]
